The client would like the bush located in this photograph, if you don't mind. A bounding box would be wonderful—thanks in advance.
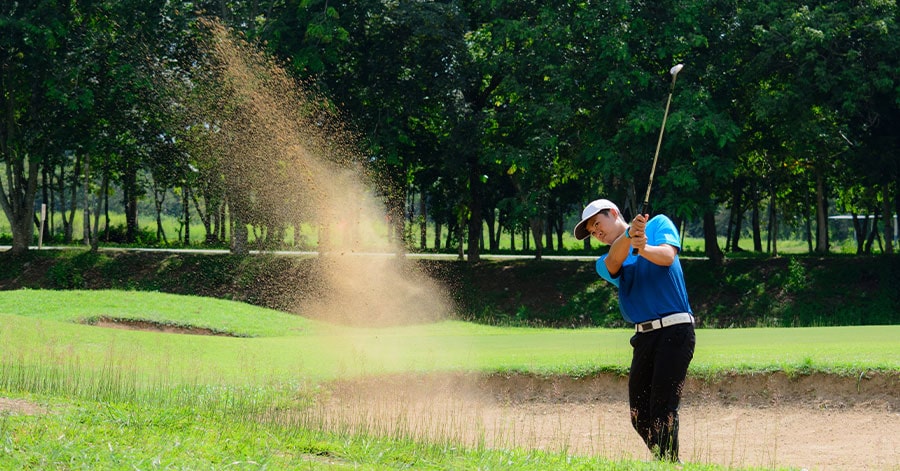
[47,251,106,289]
[2,250,898,328]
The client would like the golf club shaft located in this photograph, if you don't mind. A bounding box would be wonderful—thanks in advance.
[633,66,681,255]
[642,90,674,210]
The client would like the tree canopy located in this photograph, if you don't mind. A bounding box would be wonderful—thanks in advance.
[2,0,898,259]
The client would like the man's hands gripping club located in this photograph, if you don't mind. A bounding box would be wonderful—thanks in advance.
[628,214,676,267]
[628,214,648,253]
[604,213,676,278]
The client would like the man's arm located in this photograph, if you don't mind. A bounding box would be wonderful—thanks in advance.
[629,214,676,266]
[605,213,647,276]
[634,243,676,266]
[604,229,633,277]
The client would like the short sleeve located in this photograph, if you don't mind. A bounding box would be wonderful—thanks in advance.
[648,216,681,251]
[595,255,620,288]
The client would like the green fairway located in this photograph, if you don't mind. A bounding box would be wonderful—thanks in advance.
[1,289,897,471]
[2,289,896,386]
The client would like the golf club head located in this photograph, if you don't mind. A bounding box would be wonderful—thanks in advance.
[670,63,684,77]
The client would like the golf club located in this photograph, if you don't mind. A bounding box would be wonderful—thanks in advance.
[633,63,684,254]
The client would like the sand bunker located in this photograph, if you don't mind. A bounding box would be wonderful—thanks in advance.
[314,372,899,470]
[83,317,241,336]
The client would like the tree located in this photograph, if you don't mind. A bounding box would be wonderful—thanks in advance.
[742,0,899,255]
[0,0,85,253]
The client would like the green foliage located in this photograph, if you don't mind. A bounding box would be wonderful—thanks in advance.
[557,282,625,328]
[683,256,900,327]
[97,224,160,246]
[783,257,808,294]
[3,251,898,328]
[3,0,899,261]
[46,251,107,289]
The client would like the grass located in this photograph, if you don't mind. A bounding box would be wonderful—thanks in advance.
[0,289,313,337]
[1,289,897,470]
[2,290,897,384]
[0,391,730,470]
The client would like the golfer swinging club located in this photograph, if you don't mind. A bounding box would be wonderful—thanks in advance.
[573,200,695,462]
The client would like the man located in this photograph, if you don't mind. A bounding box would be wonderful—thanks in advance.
[573,198,695,462]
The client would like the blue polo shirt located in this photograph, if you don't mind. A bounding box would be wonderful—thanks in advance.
[595,215,692,324]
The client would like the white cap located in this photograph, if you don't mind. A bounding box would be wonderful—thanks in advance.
[573,199,619,240]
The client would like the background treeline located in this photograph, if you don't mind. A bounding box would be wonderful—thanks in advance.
[2,0,898,262]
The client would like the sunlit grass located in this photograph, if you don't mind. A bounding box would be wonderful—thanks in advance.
[0,289,312,337]
[2,290,896,386]
[1,289,894,470]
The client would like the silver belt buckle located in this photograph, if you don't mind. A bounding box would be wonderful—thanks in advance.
[637,320,657,333]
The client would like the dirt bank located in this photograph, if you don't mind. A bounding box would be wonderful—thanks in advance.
[317,372,899,471]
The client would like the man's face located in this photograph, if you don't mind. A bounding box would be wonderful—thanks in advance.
[587,210,620,245]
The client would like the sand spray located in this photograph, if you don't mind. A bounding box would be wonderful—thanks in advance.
[169,20,454,328]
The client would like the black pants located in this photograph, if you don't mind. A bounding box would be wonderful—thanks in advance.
[628,322,696,462]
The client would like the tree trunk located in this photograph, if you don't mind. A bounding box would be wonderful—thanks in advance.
[544,218,553,252]
[0,148,40,253]
[496,208,507,250]
[82,154,92,246]
[433,221,442,250]
[183,185,191,246]
[419,192,427,250]
[40,159,51,243]
[530,217,544,260]
[815,168,829,253]
[895,175,900,247]
[865,212,880,254]
[55,162,67,241]
[445,219,454,250]
[219,200,227,242]
[231,207,248,255]
[805,211,814,253]
[485,207,497,252]
[64,155,80,243]
[153,177,167,244]
[523,224,530,251]
[190,190,217,244]
[123,159,139,243]
[728,177,744,252]
[555,213,564,252]
[752,200,763,252]
[770,197,779,256]
[103,186,110,241]
[702,209,723,264]
[466,163,482,263]
[852,213,867,254]
[90,172,108,251]
[883,182,893,254]
[456,211,465,261]
[212,201,221,244]
[385,184,406,249]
